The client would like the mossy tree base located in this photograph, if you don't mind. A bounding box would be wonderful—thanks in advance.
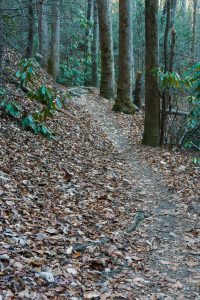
[142,134,160,147]
[112,101,137,115]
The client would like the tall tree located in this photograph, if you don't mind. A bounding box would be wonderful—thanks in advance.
[85,0,93,57]
[182,0,187,17]
[0,0,4,84]
[25,0,34,58]
[38,0,49,68]
[84,0,93,85]
[191,0,198,58]
[48,0,61,80]
[97,0,115,99]
[91,0,99,87]
[161,0,177,145]
[113,0,136,114]
[142,0,160,147]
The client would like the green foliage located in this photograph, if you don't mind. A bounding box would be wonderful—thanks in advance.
[156,63,200,150]
[1,60,66,140]
[5,102,21,118]
[15,58,39,87]
[154,68,185,90]
[192,157,200,164]
[28,85,64,123]
[60,61,86,86]
[183,63,200,150]
[0,88,21,118]
[29,85,60,109]
[22,114,54,139]
[59,9,94,86]
[0,95,54,139]
[0,88,8,100]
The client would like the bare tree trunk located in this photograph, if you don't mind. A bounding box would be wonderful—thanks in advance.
[169,27,176,72]
[134,71,142,109]
[142,0,160,147]
[85,0,93,56]
[84,0,93,85]
[97,0,115,99]
[25,0,34,58]
[161,0,170,146]
[0,0,4,84]
[182,0,187,17]
[38,0,49,68]
[191,0,198,58]
[163,0,171,72]
[170,0,177,27]
[91,0,99,87]
[161,0,177,145]
[113,0,136,114]
[48,0,60,81]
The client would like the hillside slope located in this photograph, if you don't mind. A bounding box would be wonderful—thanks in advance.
[0,53,200,299]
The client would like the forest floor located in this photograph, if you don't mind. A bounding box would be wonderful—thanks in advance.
[1,56,200,299]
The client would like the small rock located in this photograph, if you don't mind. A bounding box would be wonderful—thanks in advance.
[67,267,77,275]
[38,271,54,283]
[0,254,10,262]
[178,165,186,172]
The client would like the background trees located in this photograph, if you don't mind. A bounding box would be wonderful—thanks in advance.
[0,0,199,149]
[142,0,160,147]
[25,0,34,58]
[38,0,49,68]
[113,0,136,114]
[97,0,115,99]
[48,0,61,80]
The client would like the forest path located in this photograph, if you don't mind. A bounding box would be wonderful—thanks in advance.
[75,92,200,299]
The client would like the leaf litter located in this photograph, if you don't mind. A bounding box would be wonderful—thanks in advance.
[0,53,200,299]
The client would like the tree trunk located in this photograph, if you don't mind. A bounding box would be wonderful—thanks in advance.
[161,0,170,146]
[170,0,177,28]
[97,0,115,99]
[182,0,186,17]
[84,0,93,85]
[0,0,4,84]
[191,0,197,58]
[161,0,177,145]
[91,0,99,87]
[85,0,93,56]
[113,0,136,114]
[25,0,34,58]
[169,27,176,73]
[163,0,171,72]
[134,71,142,109]
[48,0,61,81]
[142,0,160,147]
[38,0,49,68]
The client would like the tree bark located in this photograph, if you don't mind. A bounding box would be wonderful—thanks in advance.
[134,71,142,109]
[85,0,93,56]
[97,0,115,99]
[169,27,176,73]
[25,0,34,58]
[182,0,187,17]
[161,0,177,145]
[113,0,136,114]
[48,0,61,81]
[91,0,99,87]
[0,0,4,84]
[170,0,177,28]
[191,0,197,58]
[38,0,49,68]
[84,0,93,85]
[142,0,160,147]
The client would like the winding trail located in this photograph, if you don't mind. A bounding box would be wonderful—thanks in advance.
[75,93,200,299]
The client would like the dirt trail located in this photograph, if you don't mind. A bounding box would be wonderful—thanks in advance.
[76,93,200,299]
